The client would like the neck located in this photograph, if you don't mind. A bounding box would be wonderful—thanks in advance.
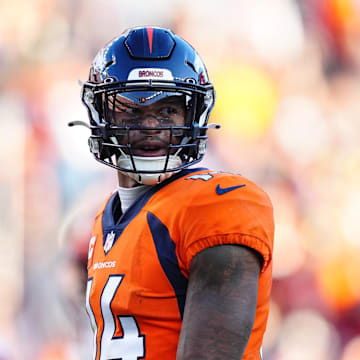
[117,183,151,214]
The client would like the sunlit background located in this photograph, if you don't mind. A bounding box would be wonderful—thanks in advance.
[1,0,360,359]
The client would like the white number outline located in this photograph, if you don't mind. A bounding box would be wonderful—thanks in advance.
[86,275,146,360]
[86,278,98,360]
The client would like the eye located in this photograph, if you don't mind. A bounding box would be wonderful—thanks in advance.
[116,105,140,114]
[159,106,178,116]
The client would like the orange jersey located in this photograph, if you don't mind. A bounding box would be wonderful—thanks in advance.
[86,167,274,360]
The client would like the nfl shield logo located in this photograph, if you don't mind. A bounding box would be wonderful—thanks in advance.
[104,231,116,254]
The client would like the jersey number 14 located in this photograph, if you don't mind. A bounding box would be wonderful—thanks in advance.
[86,275,145,360]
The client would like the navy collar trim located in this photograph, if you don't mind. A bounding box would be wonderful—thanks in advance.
[102,167,208,247]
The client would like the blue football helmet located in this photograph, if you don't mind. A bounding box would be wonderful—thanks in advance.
[77,26,216,184]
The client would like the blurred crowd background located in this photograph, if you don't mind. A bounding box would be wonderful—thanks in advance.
[1,0,360,359]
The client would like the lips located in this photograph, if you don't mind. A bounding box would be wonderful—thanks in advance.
[132,139,168,157]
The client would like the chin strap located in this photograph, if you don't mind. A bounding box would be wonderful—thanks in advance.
[130,171,174,185]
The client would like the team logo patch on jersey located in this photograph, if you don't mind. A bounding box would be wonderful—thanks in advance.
[104,231,116,254]
[185,174,213,181]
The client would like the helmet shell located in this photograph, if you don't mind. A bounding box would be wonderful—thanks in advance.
[89,27,210,87]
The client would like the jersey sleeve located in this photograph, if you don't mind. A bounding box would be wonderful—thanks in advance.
[176,175,274,275]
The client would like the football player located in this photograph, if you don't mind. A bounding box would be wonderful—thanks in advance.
[71,26,274,360]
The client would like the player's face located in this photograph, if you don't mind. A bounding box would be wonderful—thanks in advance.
[109,95,186,157]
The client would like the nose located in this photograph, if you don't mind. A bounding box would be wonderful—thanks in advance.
[140,115,162,134]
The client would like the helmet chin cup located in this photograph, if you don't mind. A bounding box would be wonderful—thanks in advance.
[117,155,182,185]
[128,172,175,186]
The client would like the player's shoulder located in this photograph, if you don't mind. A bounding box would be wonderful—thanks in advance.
[178,169,271,204]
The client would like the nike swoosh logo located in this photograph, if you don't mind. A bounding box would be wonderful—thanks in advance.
[216,184,246,195]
